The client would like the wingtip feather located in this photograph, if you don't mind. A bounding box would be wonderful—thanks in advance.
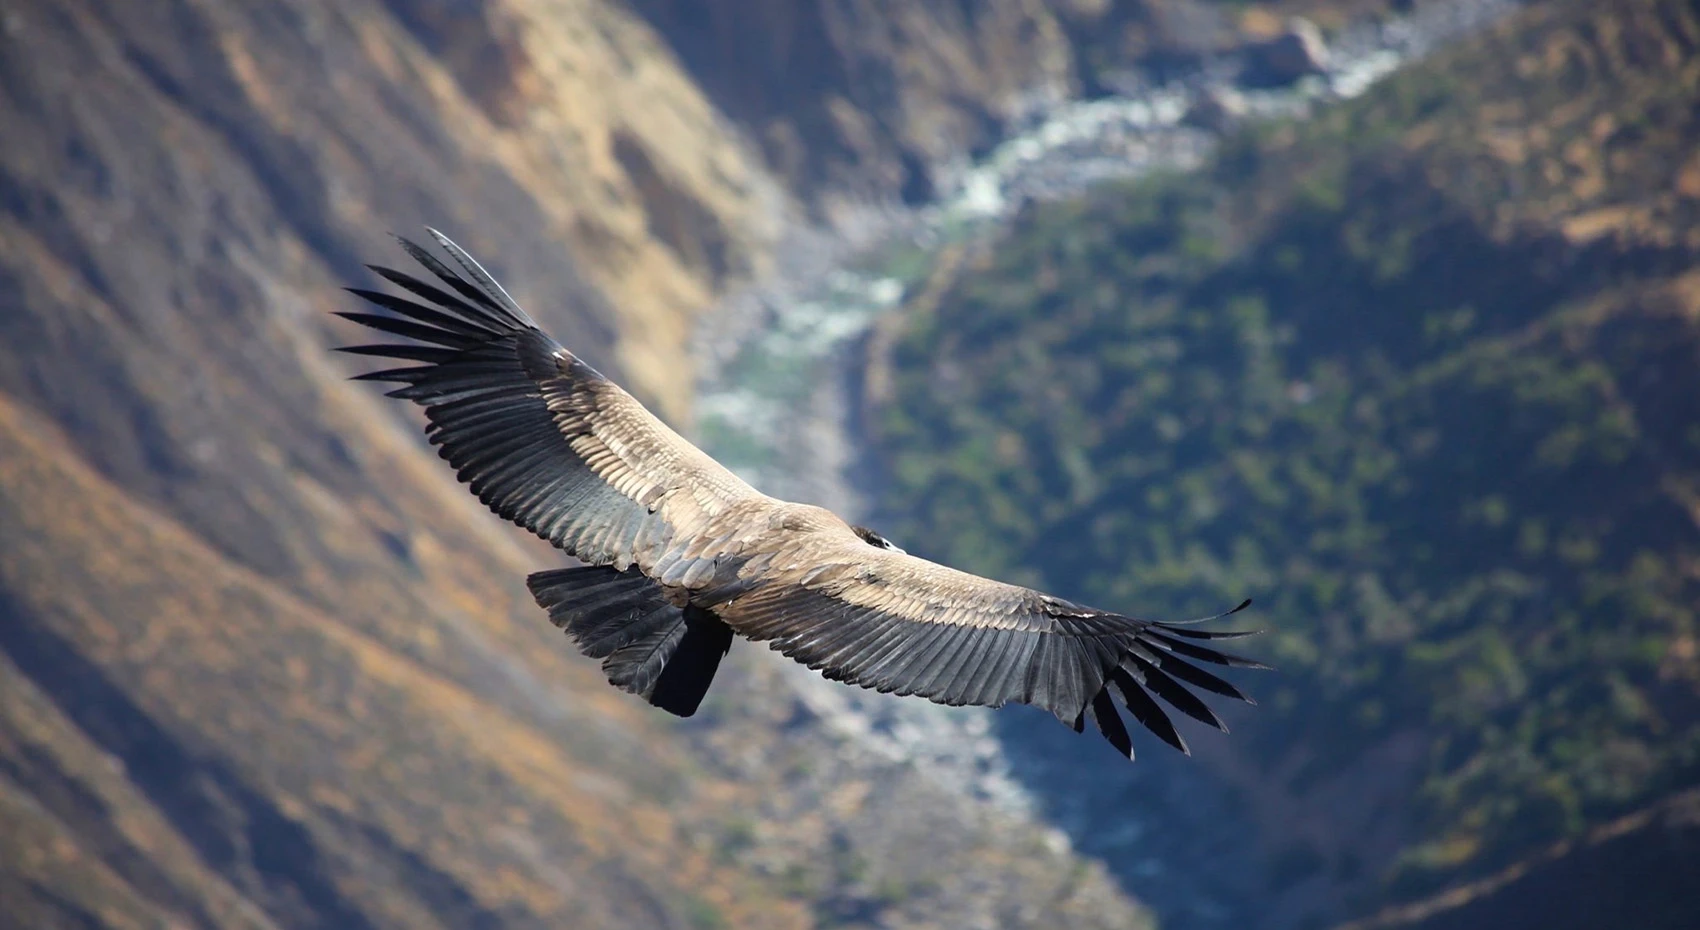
[1159,597,1256,626]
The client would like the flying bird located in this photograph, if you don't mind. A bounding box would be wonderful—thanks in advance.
[337,230,1268,759]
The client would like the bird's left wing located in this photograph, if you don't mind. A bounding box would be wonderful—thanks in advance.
[336,230,762,572]
[715,533,1266,758]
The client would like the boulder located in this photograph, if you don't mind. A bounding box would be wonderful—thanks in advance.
[1243,17,1330,87]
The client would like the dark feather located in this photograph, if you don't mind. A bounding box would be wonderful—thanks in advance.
[1133,658,1228,732]
[425,229,533,326]
[647,609,734,716]
[333,311,458,345]
[1090,688,1135,759]
[1143,630,1272,669]
[367,265,485,319]
[392,234,506,318]
[344,287,490,336]
[1153,652,1255,704]
[1112,667,1188,756]
[526,566,733,716]
[336,343,461,364]
[1156,626,1264,641]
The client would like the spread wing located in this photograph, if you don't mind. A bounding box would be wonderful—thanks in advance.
[718,533,1266,758]
[336,229,762,572]
[336,230,1268,756]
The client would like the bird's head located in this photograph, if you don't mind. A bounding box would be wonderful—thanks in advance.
[851,525,907,555]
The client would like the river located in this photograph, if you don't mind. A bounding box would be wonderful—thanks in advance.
[689,2,1518,926]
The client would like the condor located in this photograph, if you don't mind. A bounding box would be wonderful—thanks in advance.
[338,231,1269,759]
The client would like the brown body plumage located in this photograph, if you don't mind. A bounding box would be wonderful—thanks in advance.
[337,230,1268,759]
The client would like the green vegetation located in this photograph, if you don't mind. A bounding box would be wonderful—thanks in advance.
[868,0,1700,899]
[683,895,730,930]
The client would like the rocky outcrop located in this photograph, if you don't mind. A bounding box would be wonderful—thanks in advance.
[1242,17,1332,86]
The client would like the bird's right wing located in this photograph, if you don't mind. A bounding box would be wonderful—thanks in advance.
[337,230,762,572]
[714,535,1267,758]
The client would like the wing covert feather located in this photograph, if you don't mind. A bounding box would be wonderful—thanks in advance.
[713,529,1262,755]
[338,231,762,572]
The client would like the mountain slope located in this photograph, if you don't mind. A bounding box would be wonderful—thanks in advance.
[0,393,806,930]
[866,0,1700,925]
[0,1,1163,927]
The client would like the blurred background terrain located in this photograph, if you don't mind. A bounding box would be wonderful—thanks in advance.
[0,1,1695,929]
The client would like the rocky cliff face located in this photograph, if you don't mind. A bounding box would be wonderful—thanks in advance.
[0,1,1157,928]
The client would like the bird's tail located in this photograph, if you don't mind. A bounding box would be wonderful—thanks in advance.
[527,566,732,717]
